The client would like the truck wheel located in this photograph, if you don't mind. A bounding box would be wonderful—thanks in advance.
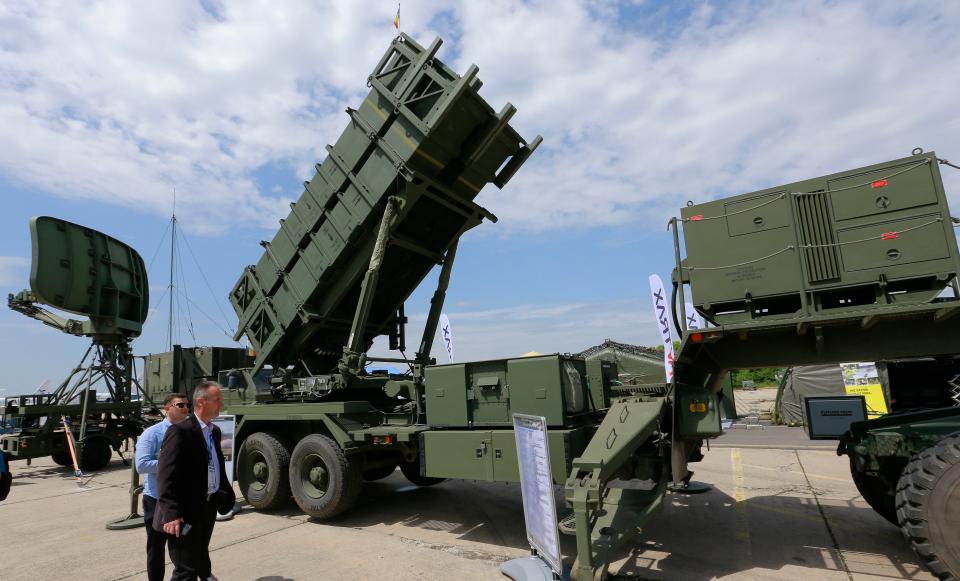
[362,464,397,481]
[77,437,113,471]
[50,450,72,467]
[289,434,361,519]
[399,460,445,487]
[237,432,291,510]
[896,433,960,580]
[849,457,897,525]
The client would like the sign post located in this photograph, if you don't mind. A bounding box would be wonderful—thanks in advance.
[212,414,240,521]
[501,414,566,581]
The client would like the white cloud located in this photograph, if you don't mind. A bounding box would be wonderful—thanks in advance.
[371,298,660,362]
[457,1,960,230]
[0,256,29,287]
[1,1,958,236]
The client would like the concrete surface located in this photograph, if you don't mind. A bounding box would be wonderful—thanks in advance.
[0,427,935,581]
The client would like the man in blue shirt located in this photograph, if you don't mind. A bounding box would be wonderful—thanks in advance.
[156,381,234,581]
[136,392,190,581]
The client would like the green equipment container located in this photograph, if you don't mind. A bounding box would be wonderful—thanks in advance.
[229,34,541,374]
[424,354,594,428]
[142,345,253,402]
[677,386,721,438]
[681,152,960,323]
[419,427,588,483]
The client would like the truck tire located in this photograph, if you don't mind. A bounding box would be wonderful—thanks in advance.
[289,434,361,519]
[77,437,113,471]
[399,459,445,487]
[237,432,291,510]
[362,464,397,481]
[50,450,72,467]
[849,457,897,525]
[895,433,960,580]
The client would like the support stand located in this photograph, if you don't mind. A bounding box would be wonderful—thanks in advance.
[501,550,569,581]
[667,480,712,494]
[106,455,144,530]
[669,439,712,494]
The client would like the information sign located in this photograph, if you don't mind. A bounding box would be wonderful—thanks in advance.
[212,414,236,481]
[512,413,562,576]
[840,362,888,417]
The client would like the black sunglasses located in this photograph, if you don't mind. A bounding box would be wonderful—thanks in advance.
[172,402,191,409]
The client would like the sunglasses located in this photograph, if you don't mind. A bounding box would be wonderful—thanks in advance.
[171,402,191,409]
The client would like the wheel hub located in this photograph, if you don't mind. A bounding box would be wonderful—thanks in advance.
[309,466,327,485]
[301,454,329,499]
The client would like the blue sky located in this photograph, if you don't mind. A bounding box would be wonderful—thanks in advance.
[2,1,959,394]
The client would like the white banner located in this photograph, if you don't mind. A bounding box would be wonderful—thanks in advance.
[649,274,674,382]
[212,415,236,482]
[439,313,454,363]
[684,302,705,330]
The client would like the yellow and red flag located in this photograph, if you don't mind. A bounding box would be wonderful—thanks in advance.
[393,4,400,29]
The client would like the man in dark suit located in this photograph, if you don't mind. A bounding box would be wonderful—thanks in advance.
[0,449,11,502]
[155,381,235,581]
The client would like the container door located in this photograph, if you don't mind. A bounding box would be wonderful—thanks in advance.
[422,431,493,480]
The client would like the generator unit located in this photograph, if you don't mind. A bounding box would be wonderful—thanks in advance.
[425,354,598,428]
[680,152,960,323]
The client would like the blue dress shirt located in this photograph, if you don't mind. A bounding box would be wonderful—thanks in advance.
[135,418,171,499]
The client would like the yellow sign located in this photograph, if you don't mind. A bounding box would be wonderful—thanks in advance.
[844,383,888,417]
[840,361,888,418]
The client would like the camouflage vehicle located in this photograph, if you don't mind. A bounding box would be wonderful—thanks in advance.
[214,34,959,579]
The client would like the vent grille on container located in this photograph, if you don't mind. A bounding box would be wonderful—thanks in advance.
[794,192,841,283]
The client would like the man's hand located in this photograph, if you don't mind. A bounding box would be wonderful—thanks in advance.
[163,517,183,537]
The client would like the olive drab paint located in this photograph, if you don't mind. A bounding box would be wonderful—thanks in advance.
[227,33,541,378]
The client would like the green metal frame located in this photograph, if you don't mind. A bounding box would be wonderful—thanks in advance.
[840,407,960,473]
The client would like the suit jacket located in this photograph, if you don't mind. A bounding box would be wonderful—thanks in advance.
[153,414,235,530]
[0,450,11,502]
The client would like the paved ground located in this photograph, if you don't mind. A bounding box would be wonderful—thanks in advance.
[0,426,935,581]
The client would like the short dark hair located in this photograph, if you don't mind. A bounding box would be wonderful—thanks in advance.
[193,381,221,402]
[163,392,188,406]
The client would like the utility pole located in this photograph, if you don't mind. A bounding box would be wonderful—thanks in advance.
[166,190,177,351]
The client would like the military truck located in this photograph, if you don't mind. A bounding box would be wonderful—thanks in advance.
[208,33,960,580]
[673,150,960,580]
[218,34,666,580]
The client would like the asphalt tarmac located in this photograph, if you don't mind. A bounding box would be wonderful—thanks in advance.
[0,426,935,580]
